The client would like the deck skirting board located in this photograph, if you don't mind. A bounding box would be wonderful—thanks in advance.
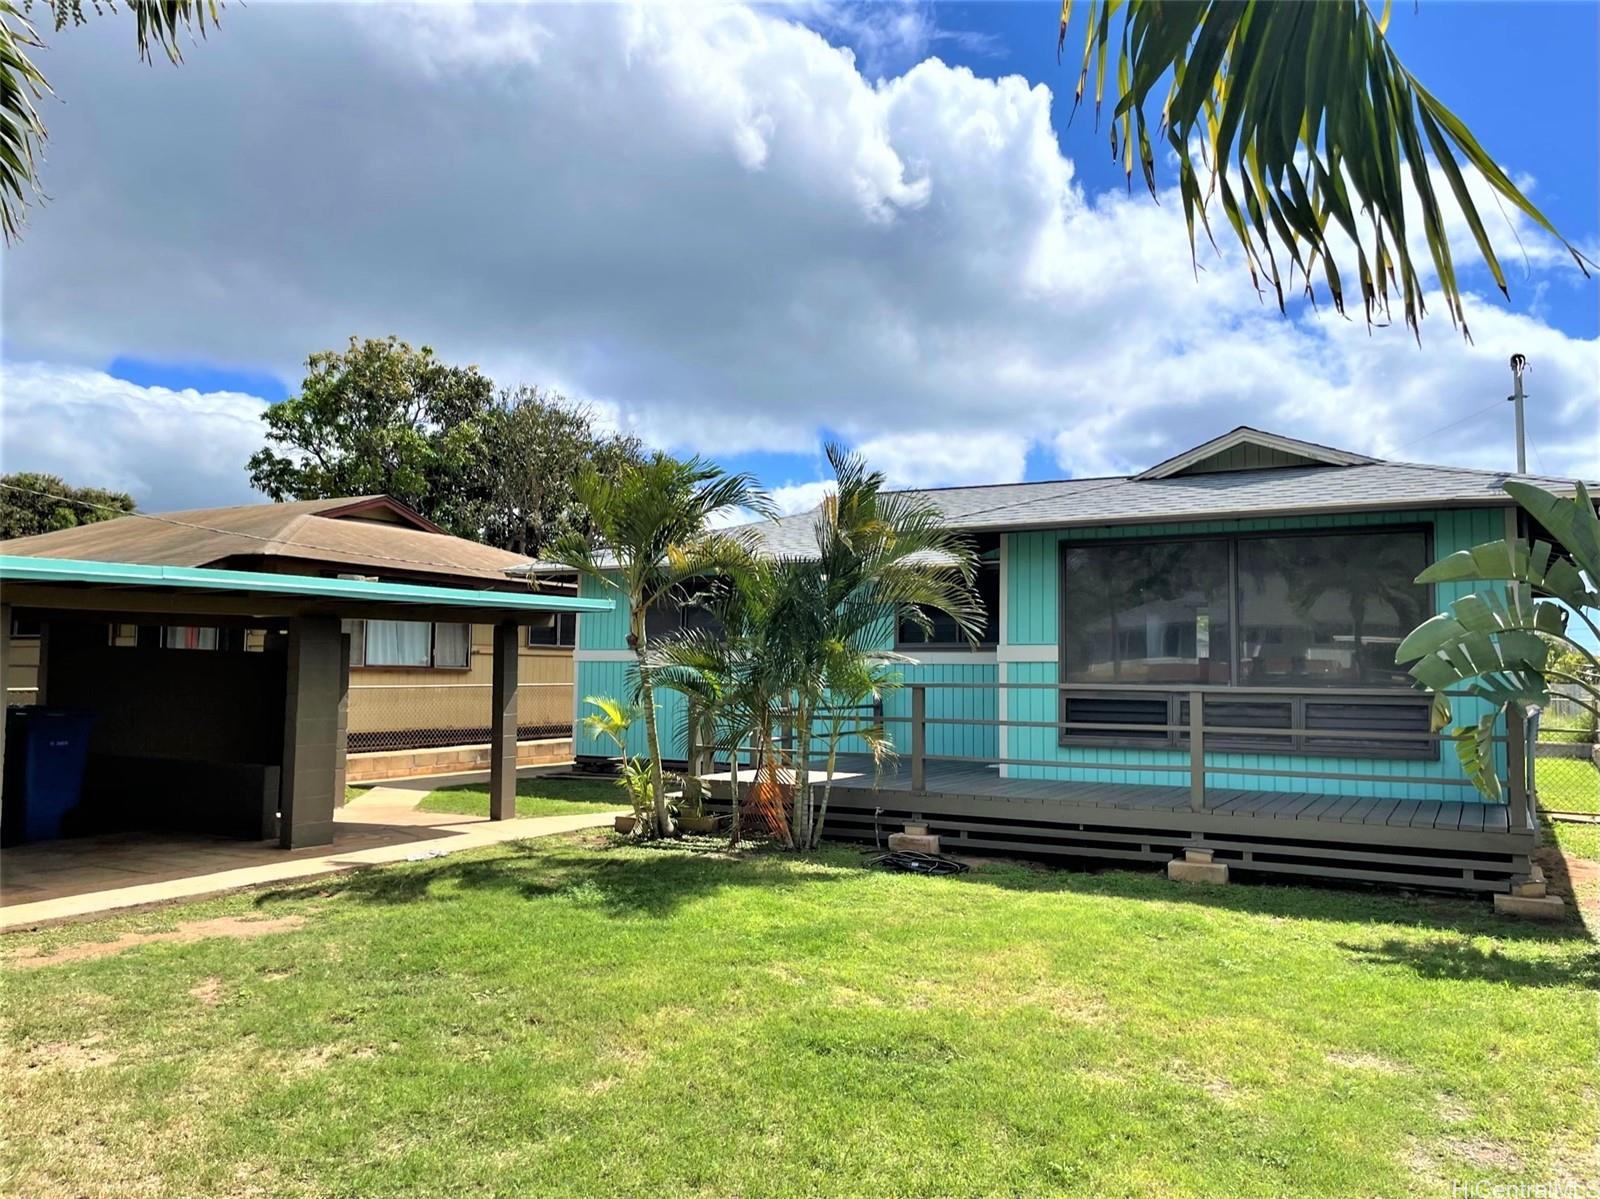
[706,778,1531,894]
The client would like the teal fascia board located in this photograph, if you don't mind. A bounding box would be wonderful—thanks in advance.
[0,555,613,615]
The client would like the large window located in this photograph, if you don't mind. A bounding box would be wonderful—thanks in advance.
[1237,530,1429,687]
[1060,526,1433,756]
[1063,527,1428,688]
[361,620,472,669]
[897,533,1001,648]
[1062,539,1231,683]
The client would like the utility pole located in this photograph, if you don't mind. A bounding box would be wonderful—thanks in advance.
[1508,353,1528,474]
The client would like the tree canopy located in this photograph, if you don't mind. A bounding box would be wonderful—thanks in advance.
[0,471,135,539]
[246,337,644,552]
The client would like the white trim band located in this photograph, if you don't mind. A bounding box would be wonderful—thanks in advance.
[997,644,1057,663]
[574,649,637,663]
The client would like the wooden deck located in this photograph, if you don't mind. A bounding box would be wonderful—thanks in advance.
[702,756,1534,893]
[862,761,1514,833]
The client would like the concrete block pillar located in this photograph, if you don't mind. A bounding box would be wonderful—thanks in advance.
[488,619,520,821]
[0,602,9,808]
[279,616,342,849]
[333,627,352,807]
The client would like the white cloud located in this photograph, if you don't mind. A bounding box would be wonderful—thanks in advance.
[1,1,1595,508]
[0,363,268,509]
[767,479,835,515]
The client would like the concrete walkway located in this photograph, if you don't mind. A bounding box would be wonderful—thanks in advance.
[0,783,619,931]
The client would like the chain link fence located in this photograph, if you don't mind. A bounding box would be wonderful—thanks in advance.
[347,681,573,753]
[1533,683,1599,820]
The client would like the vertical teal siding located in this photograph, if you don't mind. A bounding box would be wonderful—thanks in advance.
[573,658,689,761]
[880,662,999,762]
[578,507,1513,803]
[989,509,1513,801]
[577,573,630,650]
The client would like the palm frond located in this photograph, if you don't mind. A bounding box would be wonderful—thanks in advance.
[1057,0,1594,339]
[2,0,222,240]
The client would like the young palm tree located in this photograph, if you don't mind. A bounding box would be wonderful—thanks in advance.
[1397,481,1600,798]
[545,453,769,838]
[774,445,986,850]
[650,446,982,851]
[1059,1,1594,337]
[649,569,788,847]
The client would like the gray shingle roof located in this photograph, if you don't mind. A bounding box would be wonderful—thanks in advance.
[512,429,1590,573]
[739,459,1586,557]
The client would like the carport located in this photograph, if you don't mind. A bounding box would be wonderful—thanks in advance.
[0,556,611,850]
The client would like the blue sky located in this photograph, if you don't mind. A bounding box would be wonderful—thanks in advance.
[3,1,1595,514]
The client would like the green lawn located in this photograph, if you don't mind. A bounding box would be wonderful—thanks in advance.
[415,774,630,820]
[4,837,1596,1198]
[1536,756,1600,860]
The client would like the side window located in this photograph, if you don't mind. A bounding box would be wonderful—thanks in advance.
[162,626,220,651]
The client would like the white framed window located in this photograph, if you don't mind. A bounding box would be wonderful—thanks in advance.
[361,620,472,669]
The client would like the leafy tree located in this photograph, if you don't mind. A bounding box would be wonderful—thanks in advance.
[3,0,221,239]
[0,471,135,538]
[478,387,646,556]
[1396,482,1599,798]
[1058,0,1594,337]
[246,336,496,539]
[545,454,770,838]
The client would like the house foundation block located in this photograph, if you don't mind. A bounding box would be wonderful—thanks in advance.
[1508,865,1547,899]
[1493,892,1567,921]
[1167,857,1230,884]
[887,832,940,854]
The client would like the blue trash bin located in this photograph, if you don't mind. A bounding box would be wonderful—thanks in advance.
[2,707,97,844]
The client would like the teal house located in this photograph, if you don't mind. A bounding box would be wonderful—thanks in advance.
[547,428,1586,893]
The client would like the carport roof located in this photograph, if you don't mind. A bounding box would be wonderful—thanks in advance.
[0,556,611,622]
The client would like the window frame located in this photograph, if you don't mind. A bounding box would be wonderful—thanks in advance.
[894,533,1002,651]
[526,612,578,649]
[358,620,474,671]
[1057,524,1436,757]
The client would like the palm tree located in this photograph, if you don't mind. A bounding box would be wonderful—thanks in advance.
[2,0,222,240]
[649,450,979,852]
[1058,1,1594,338]
[545,453,770,838]
[776,447,986,849]
[650,567,788,847]
[1396,481,1600,798]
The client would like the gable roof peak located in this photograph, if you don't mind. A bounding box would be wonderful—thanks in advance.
[1132,427,1380,481]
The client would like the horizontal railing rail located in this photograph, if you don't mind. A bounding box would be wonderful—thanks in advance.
[892,679,1528,823]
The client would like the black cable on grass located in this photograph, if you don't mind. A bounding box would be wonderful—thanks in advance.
[862,850,970,877]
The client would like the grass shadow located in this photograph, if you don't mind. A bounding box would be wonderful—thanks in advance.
[252,834,846,919]
[1335,935,1600,990]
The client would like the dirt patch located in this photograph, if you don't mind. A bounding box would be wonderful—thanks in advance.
[6,915,306,970]
[1406,1134,1527,1180]
[1326,1050,1408,1074]
[1537,840,1598,899]
[1440,1137,1525,1171]
[188,977,224,1006]
[1436,1094,1473,1125]
[19,1034,119,1073]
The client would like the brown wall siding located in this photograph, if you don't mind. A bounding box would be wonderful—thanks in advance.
[347,624,573,740]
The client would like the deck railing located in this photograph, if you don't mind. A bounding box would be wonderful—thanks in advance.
[891,681,1531,827]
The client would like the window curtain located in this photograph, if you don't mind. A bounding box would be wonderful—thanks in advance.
[365,620,431,667]
[432,623,471,668]
[164,626,219,651]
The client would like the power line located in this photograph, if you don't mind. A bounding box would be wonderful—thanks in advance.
[0,482,536,579]
[1388,399,1505,457]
